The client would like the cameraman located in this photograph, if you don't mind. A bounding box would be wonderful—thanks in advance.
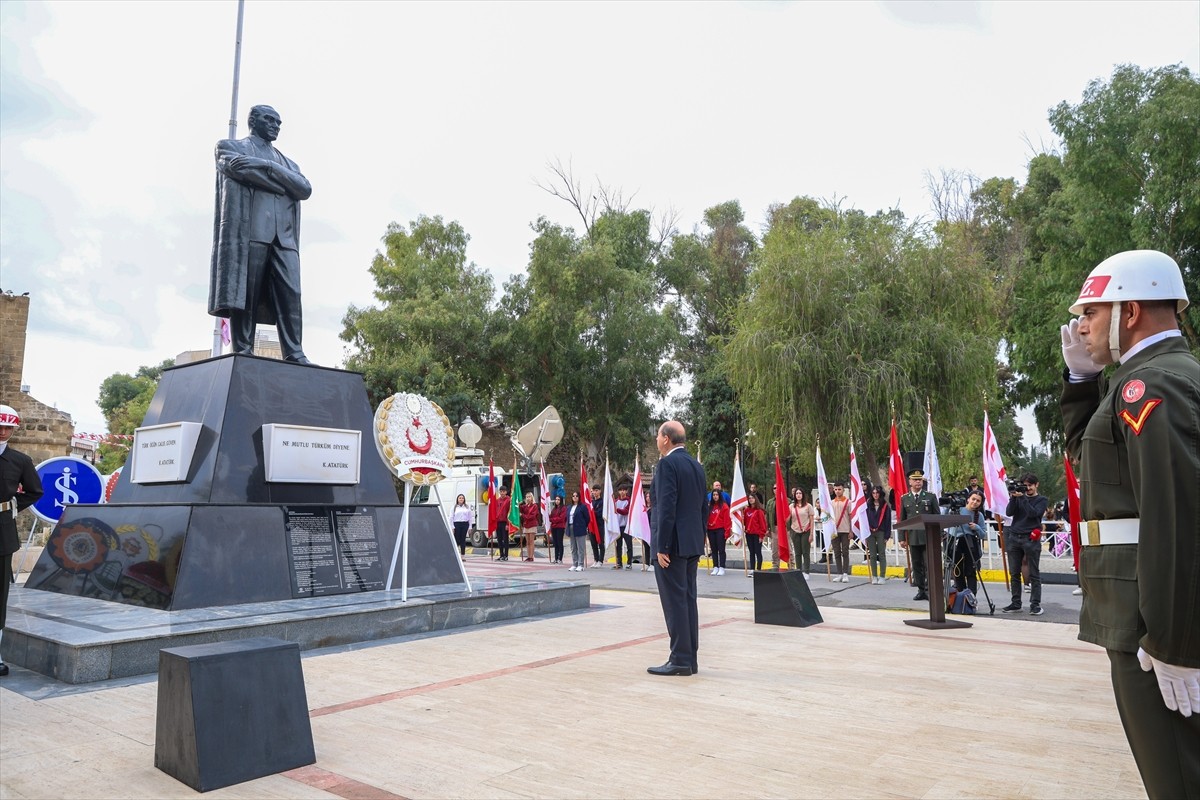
[1002,473,1048,615]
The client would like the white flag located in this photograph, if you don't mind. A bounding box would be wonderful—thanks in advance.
[603,457,621,544]
[728,451,747,546]
[922,413,944,502]
[848,442,872,542]
[815,445,837,541]
[539,460,551,531]
[982,411,1012,524]
[627,457,652,545]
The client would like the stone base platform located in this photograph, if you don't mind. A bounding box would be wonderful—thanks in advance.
[0,576,588,684]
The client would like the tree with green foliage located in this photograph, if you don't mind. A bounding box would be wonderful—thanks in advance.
[492,210,681,470]
[341,216,495,424]
[1004,64,1200,445]
[724,197,1006,477]
[659,200,757,483]
[95,358,175,472]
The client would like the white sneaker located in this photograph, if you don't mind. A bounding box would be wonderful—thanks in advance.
[841,574,850,582]
[709,567,717,575]
[1072,587,1083,596]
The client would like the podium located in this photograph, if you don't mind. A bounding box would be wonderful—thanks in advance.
[896,513,970,630]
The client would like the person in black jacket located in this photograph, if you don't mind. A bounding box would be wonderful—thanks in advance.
[865,485,891,584]
[1,406,44,677]
[589,484,606,568]
[1002,473,1049,615]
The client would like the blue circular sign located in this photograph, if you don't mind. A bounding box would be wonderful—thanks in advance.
[31,457,105,523]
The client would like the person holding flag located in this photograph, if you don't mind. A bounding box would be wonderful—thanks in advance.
[828,482,852,581]
[814,443,837,575]
[705,489,731,576]
[489,483,511,561]
[743,494,768,570]
[588,483,606,568]
[848,440,873,580]
[613,486,634,570]
[626,457,652,571]
[788,488,815,575]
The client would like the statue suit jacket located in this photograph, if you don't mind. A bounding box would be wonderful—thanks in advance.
[650,447,708,557]
[209,133,312,324]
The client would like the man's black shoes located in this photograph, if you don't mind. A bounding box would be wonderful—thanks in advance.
[647,662,693,676]
[1002,603,1022,613]
[913,591,928,601]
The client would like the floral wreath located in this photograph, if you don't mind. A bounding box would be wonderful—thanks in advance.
[373,393,456,485]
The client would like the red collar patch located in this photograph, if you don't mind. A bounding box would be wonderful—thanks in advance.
[1121,380,1146,403]
[1119,399,1162,435]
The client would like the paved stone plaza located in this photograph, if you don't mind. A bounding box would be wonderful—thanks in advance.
[1,553,1142,799]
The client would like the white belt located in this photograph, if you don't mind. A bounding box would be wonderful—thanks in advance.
[1078,519,1140,546]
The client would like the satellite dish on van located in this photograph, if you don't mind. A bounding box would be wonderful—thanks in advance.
[512,405,563,463]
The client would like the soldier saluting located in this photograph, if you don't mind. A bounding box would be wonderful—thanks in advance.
[1060,250,1199,797]
[1,405,44,677]
[898,468,939,601]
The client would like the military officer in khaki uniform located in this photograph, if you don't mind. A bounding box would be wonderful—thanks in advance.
[899,469,940,601]
[1060,250,1199,798]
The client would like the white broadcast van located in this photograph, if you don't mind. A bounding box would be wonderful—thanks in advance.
[414,447,561,549]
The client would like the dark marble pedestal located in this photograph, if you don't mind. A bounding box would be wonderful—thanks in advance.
[23,354,461,610]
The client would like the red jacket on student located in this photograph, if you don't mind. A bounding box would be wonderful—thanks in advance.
[707,502,731,534]
[744,507,767,536]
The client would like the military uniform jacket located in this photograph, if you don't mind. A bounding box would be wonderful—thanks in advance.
[899,491,940,547]
[1,445,44,555]
[1062,336,1200,668]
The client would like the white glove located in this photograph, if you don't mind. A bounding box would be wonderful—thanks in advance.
[1061,318,1106,379]
[1138,647,1200,717]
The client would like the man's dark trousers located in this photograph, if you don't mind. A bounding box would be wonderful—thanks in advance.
[654,554,699,671]
[1108,649,1200,798]
[909,543,927,591]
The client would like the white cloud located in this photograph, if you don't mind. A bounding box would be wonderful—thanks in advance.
[2,0,1197,442]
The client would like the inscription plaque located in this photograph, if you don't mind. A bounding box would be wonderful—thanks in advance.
[284,506,383,597]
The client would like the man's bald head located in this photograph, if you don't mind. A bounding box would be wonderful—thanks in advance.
[659,420,686,445]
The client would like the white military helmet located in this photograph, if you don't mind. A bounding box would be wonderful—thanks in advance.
[1069,249,1189,315]
[0,404,20,428]
[1069,250,1190,363]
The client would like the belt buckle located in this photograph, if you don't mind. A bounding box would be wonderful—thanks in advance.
[1086,520,1100,546]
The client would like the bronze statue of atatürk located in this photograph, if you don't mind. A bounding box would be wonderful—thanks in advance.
[209,104,313,364]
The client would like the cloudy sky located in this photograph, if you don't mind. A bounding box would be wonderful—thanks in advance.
[2,0,1197,440]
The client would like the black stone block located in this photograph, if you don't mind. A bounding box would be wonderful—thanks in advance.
[753,570,824,627]
[155,637,315,792]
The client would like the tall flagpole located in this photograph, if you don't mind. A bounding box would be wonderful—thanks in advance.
[213,0,247,358]
[227,0,246,140]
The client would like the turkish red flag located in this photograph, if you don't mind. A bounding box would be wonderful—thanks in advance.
[888,423,906,510]
[580,457,600,540]
[774,456,790,565]
[1064,455,1082,572]
[486,458,499,535]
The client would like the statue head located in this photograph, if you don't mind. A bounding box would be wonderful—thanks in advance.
[248,105,282,141]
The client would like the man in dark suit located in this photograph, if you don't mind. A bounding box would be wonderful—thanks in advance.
[1,405,44,677]
[210,104,313,364]
[648,420,708,676]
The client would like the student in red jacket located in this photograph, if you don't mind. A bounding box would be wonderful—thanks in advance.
[519,493,541,562]
[706,489,731,576]
[744,494,768,571]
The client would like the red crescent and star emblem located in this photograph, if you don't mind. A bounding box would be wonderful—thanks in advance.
[1121,380,1145,403]
[405,415,433,454]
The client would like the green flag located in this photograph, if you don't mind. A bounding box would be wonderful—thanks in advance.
[508,473,523,528]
